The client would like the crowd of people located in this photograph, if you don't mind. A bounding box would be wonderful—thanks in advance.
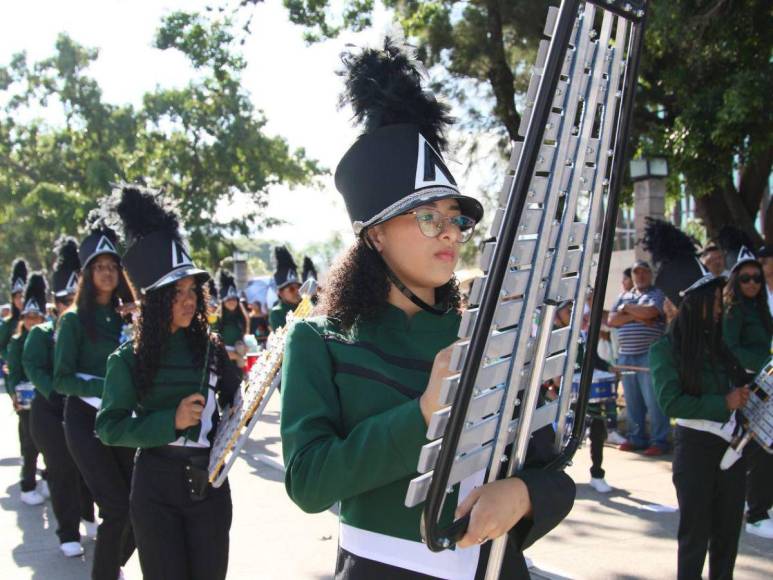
[0,38,770,580]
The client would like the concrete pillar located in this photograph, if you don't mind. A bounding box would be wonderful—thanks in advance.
[232,253,249,291]
[634,177,666,262]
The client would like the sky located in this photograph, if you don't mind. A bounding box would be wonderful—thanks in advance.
[0,0,403,247]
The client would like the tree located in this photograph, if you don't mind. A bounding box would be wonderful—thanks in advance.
[0,11,323,295]
[275,0,771,243]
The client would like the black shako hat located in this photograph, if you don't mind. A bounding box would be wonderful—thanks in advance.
[334,37,483,235]
[79,210,121,269]
[642,218,723,307]
[113,185,209,294]
[302,256,318,282]
[10,258,28,296]
[274,246,300,290]
[218,269,239,301]
[52,236,81,298]
[21,272,47,316]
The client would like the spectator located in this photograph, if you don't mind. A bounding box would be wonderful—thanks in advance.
[608,260,670,456]
[759,245,773,318]
[700,243,726,277]
[622,267,633,292]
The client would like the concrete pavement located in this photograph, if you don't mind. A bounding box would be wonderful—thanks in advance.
[1,397,770,579]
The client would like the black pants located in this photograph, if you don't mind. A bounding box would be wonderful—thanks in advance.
[130,448,232,580]
[672,426,746,580]
[17,409,40,492]
[30,393,95,543]
[744,439,773,524]
[589,416,607,479]
[64,396,136,580]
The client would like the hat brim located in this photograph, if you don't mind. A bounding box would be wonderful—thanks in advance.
[680,273,725,298]
[82,250,121,269]
[352,187,484,235]
[142,267,210,294]
[730,257,761,273]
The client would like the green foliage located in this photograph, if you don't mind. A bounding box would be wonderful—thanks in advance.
[0,11,323,296]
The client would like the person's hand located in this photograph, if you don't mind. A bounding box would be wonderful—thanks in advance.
[456,478,533,549]
[10,394,21,413]
[175,393,206,429]
[116,301,138,317]
[725,386,750,410]
[419,344,457,425]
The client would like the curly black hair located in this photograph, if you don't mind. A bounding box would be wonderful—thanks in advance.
[724,262,773,334]
[74,257,135,342]
[318,238,460,330]
[132,277,217,399]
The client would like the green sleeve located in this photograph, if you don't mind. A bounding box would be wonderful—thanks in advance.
[6,335,25,395]
[280,321,428,514]
[53,312,103,398]
[650,339,730,422]
[722,307,766,372]
[96,350,177,447]
[269,307,285,331]
[22,325,54,399]
[0,319,12,359]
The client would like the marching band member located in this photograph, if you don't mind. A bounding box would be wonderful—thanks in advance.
[97,185,239,580]
[216,269,249,375]
[268,246,301,331]
[651,258,750,580]
[722,246,773,539]
[23,237,96,556]
[53,215,136,580]
[1,259,27,359]
[280,39,575,579]
[5,271,47,506]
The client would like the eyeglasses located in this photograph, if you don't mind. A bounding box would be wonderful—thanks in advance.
[408,209,477,243]
[739,274,763,284]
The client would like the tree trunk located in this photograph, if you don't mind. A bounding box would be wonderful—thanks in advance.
[693,183,763,247]
[484,0,520,141]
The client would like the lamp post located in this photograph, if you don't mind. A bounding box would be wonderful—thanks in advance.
[630,157,668,261]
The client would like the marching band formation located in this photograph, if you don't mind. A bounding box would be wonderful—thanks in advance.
[1,16,771,580]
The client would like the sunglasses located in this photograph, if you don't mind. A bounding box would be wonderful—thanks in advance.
[739,274,763,284]
[408,209,477,243]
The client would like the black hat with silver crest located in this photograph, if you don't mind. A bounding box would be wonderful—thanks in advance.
[302,256,318,283]
[334,36,483,235]
[21,272,47,317]
[218,269,239,301]
[730,245,759,274]
[642,218,722,307]
[274,247,299,290]
[52,236,81,298]
[113,184,209,294]
[79,210,121,268]
[9,258,28,296]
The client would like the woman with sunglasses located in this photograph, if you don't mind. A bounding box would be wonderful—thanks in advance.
[23,237,97,557]
[723,246,773,540]
[53,216,137,580]
[280,39,575,580]
[97,185,239,580]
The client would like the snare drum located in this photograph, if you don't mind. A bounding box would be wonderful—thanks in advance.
[15,382,35,411]
[572,370,617,403]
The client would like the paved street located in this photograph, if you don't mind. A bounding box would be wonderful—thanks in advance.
[1,397,770,579]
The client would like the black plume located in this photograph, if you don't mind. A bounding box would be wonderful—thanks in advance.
[339,36,453,151]
[274,246,297,271]
[54,236,81,273]
[113,185,180,246]
[717,226,754,254]
[207,278,217,300]
[85,208,120,245]
[23,272,47,312]
[302,257,318,281]
[10,258,28,289]
[641,218,698,266]
[218,269,235,291]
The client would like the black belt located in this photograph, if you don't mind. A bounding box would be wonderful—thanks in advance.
[144,445,211,459]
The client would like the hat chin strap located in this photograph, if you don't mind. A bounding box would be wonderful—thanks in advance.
[363,237,447,316]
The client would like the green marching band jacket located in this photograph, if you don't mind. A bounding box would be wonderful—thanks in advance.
[281,304,575,578]
[5,327,28,396]
[22,320,57,400]
[722,298,772,373]
[650,336,733,423]
[269,300,292,331]
[216,312,244,348]
[53,306,123,405]
[0,314,19,360]
[96,331,239,449]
